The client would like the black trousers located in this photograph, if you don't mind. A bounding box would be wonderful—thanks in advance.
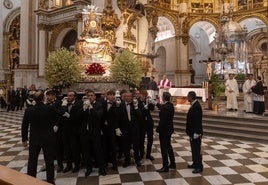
[62,126,81,168]
[27,143,55,184]
[80,132,105,170]
[159,133,175,168]
[139,121,154,157]
[102,125,117,166]
[55,129,64,167]
[122,124,140,163]
[190,137,203,169]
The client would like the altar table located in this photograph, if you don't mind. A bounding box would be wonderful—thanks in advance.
[169,88,208,102]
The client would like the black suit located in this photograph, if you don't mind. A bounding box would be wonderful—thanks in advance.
[119,101,142,163]
[80,101,105,171]
[156,101,175,168]
[139,100,155,158]
[101,100,119,166]
[47,99,64,168]
[186,100,203,170]
[21,102,60,184]
[61,100,83,168]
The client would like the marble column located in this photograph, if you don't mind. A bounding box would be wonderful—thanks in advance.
[19,0,30,65]
[175,35,191,86]
[38,27,47,76]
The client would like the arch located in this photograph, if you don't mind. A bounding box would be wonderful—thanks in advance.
[49,22,77,51]
[188,16,220,34]
[156,16,175,41]
[189,36,201,53]
[234,13,268,28]
[61,29,78,49]
[154,11,180,36]
[3,8,21,33]
[154,46,166,75]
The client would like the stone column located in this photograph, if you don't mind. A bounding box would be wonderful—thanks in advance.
[174,35,191,86]
[19,0,30,65]
[38,25,47,76]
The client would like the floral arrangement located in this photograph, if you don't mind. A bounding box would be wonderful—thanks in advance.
[110,48,142,87]
[85,63,105,75]
[45,48,82,89]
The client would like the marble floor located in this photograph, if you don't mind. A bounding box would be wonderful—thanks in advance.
[1,108,268,185]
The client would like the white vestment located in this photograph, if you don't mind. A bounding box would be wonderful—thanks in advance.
[242,79,256,112]
[158,79,171,103]
[225,79,239,109]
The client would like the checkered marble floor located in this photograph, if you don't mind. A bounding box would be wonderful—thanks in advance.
[1,109,268,185]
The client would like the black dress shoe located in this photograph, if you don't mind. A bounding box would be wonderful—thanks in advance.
[135,161,142,167]
[187,164,195,169]
[57,166,63,173]
[99,169,106,176]
[72,166,80,173]
[146,155,155,160]
[62,166,72,173]
[192,168,203,173]
[168,164,176,169]
[156,167,169,173]
[122,161,130,168]
[85,168,92,177]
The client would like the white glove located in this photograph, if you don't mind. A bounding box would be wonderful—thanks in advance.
[193,133,200,139]
[116,98,121,107]
[32,100,36,106]
[83,99,91,111]
[63,112,70,118]
[133,98,138,109]
[115,128,122,136]
[144,104,148,109]
[62,98,68,106]
[53,125,59,133]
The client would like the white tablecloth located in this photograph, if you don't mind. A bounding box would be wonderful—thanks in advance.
[169,88,208,102]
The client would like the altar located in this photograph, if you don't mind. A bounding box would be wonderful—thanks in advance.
[169,87,208,110]
[169,88,208,102]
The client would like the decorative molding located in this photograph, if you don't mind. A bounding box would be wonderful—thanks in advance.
[49,22,77,51]
[17,64,39,69]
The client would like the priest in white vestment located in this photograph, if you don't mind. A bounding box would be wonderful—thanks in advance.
[225,74,239,111]
[242,74,256,113]
[157,75,171,103]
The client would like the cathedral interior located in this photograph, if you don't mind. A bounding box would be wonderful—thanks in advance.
[0,0,268,185]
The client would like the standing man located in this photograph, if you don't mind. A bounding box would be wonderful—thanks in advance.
[225,73,239,111]
[156,92,175,172]
[147,76,158,100]
[80,89,106,177]
[186,91,203,174]
[118,91,142,167]
[158,75,171,103]
[242,74,256,113]
[21,91,59,184]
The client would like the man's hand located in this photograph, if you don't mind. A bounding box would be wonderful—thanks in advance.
[22,141,28,147]
[53,125,59,133]
[115,128,122,136]
[63,112,70,118]
[193,133,200,139]
[61,98,68,106]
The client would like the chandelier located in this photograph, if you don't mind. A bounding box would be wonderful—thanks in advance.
[213,5,249,75]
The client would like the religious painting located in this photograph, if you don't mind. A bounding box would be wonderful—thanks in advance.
[204,3,213,13]
[191,3,203,13]
[253,0,263,8]
[238,0,247,10]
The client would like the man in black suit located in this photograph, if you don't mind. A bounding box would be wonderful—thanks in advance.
[21,91,59,184]
[186,91,203,173]
[139,90,155,160]
[46,89,64,172]
[118,91,142,167]
[101,90,120,170]
[156,92,176,172]
[80,89,106,177]
[61,90,82,173]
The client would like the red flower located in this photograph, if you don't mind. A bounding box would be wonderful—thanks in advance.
[85,63,105,75]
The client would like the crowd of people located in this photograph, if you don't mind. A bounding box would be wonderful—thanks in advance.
[18,84,203,184]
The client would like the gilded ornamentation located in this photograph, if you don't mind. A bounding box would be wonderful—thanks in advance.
[49,22,76,51]
[101,0,121,44]
[8,15,20,70]
[39,0,46,9]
